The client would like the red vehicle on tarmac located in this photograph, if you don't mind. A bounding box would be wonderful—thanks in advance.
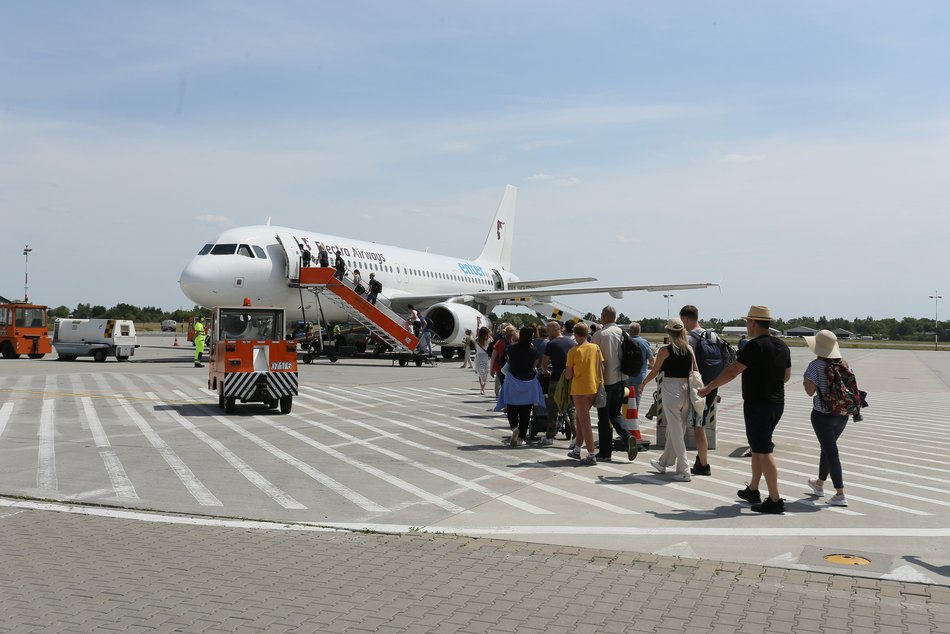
[0,301,52,359]
[207,303,298,414]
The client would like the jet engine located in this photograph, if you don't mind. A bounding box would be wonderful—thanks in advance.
[424,303,493,359]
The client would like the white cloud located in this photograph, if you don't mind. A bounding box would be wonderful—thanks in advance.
[527,173,555,181]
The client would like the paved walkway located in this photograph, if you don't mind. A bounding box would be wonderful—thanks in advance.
[2,507,948,633]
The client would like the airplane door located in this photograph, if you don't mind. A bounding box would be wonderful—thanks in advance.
[491,269,505,291]
[274,231,303,281]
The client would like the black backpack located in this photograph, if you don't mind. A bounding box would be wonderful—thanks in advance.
[619,330,645,377]
[690,329,736,384]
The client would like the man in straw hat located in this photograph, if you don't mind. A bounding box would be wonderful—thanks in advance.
[698,305,791,514]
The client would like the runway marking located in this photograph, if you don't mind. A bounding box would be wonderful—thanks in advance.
[716,433,932,515]
[297,389,637,516]
[181,401,389,515]
[0,402,13,439]
[4,495,950,540]
[241,409,466,514]
[0,497,339,532]
[279,407,478,513]
[291,399,553,515]
[36,399,56,491]
[159,392,306,510]
[114,396,222,507]
[78,395,137,499]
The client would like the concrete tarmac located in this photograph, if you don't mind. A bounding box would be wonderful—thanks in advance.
[2,337,950,631]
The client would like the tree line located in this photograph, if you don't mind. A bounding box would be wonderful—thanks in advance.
[490,312,946,342]
[47,303,202,323]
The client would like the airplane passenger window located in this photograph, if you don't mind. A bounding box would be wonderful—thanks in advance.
[237,244,253,258]
[252,246,267,258]
[198,243,213,255]
[211,243,237,255]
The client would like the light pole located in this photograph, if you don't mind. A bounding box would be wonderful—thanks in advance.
[663,293,674,320]
[930,292,942,351]
[23,244,32,303]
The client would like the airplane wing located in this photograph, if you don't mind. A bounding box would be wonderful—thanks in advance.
[386,282,718,310]
[508,277,597,290]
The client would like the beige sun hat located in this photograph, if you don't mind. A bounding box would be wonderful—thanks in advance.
[743,305,773,321]
[665,317,685,332]
[804,329,842,359]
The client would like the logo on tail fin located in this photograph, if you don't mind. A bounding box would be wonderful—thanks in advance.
[496,220,505,240]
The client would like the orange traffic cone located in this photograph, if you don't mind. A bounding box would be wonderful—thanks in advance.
[624,386,642,441]
[173,331,180,347]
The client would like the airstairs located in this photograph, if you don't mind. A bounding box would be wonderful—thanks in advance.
[294,267,419,353]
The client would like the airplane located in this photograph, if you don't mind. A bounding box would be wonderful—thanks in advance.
[178,185,716,357]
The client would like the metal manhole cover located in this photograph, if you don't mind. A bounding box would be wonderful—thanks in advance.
[824,554,871,566]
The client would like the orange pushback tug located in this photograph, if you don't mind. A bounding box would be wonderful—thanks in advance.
[207,304,298,414]
[0,301,52,359]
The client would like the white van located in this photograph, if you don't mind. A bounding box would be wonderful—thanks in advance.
[161,319,178,332]
[53,318,139,362]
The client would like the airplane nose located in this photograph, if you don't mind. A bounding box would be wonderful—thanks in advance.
[179,257,217,306]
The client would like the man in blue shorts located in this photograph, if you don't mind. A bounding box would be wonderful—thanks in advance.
[698,305,791,514]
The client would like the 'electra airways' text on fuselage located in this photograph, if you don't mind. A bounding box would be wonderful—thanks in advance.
[178,185,716,355]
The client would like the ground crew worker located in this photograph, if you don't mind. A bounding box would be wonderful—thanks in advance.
[193,316,206,368]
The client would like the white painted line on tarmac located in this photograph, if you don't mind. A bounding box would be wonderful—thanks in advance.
[291,400,554,516]
[559,470,707,513]
[0,498,338,532]
[881,564,937,584]
[37,399,56,491]
[700,464,864,516]
[303,388,636,515]
[410,526,950,537]
[199,405,389,514]
[654,541,701,559]
[246,410,466,514]
[161,392,306,511]
[114,396,222,507]
[80,396,138,499]
[0,402,13,439]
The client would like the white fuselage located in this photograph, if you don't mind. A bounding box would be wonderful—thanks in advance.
[179,225,518,324]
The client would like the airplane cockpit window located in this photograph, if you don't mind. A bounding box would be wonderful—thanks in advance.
[198,243,213,255]
[211,243,237,255]
[237,244,253,258]
[252,245,267,259]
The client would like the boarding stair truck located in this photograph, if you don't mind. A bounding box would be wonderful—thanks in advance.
[207,304,298,414]
[52,318,139,362]
[293,266,424,366]
[0,300,52,359]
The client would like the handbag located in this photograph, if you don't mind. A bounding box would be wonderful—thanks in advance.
[645,392,659,420]
[593,349,607,408]
[594,383,607,408]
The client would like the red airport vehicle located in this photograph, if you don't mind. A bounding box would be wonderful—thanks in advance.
[0,301,52,359]
[207,303,298,414]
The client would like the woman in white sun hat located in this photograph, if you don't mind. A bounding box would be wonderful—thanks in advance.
[802,329,854,507]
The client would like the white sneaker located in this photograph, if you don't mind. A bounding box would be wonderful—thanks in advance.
[672,472,692,482]
[567,448,582,460]
[807,478,825,497]
[539,437,554,446]
[827,493,848,507]
[509,429,520,447]
[649,459,666,474]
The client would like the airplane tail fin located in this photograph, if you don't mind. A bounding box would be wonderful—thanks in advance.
[475,185,517,271]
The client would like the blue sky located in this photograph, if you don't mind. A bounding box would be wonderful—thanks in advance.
[2,2,948,321]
